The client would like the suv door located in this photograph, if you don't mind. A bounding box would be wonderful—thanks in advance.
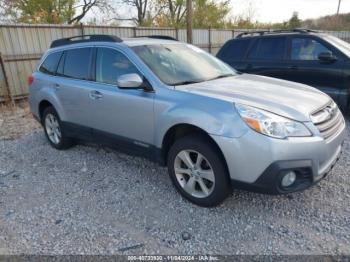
[244,36,289,78]
[89,47,154,153]
[54,47,95,139]
[285,36,345,103]
[216,38,252,71]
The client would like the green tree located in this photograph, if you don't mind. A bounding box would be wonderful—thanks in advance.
[120,0,166,26]
[193,0,230,28]
[288,11,302,29]
[0,0,108,24]
[154,0,186,27]
[155,0,230,28]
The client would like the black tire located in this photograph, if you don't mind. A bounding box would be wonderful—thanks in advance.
[167,134,232,207]
[42,106,74,150]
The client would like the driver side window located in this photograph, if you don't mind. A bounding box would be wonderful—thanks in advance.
[291,38,331,61]
[96,48,141,85]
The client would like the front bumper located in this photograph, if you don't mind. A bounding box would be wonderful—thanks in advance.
[211,121,346,194]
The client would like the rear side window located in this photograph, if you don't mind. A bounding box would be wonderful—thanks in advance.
[248,37,286,60]
[39,52,62,75]
[218,39,251,61]
[62,48,92,80]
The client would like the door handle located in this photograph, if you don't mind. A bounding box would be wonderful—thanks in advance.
[54,83,60,89]
[89,90,103,100]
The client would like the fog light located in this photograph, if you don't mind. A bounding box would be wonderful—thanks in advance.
[281,171,296,187]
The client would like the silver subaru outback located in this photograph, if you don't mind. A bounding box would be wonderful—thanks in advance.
[29,35,346,207]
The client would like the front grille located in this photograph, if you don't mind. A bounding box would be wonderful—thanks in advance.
[311,101,345,140]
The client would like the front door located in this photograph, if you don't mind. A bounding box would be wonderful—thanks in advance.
[88,47,155,153]
[284,36,345,102]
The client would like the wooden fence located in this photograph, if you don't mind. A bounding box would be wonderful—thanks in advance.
[0,24,350,101]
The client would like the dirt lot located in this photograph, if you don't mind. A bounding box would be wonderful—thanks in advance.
[0,101,41,140]
[0,103,349,255]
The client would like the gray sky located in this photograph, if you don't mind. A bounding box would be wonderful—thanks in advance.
[231,0,350,23]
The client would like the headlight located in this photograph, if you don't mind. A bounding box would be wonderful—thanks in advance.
[235,104,312,139]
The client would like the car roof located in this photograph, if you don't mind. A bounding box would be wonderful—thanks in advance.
[122,37,180,46]
[45,36,181,55]
[234,29,325,40]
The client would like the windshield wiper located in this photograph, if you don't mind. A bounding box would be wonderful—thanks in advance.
[173,80,203,86]
[207,74,235,81]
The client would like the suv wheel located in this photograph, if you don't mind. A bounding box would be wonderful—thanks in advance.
[167,135,231,207]
[42,107,73,150]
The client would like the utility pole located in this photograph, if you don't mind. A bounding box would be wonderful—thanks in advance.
[337,0,342,15]
[186,0,193,44]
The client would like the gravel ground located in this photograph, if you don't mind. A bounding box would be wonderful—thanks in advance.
[0,117,349,255]
[0,101,41,140]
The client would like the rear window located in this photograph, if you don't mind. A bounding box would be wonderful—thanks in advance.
[218,39,251,61]
[39,52,62,75]
[248,37,286,60]
[62,48,92,80]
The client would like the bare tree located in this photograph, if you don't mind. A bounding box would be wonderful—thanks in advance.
[167,0,186,26]
[69,0,110,24]
[120,0,164,25]
[122,0,148,25]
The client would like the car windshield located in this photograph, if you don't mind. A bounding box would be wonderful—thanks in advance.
[132,43,236,86]
[323,34,350,58]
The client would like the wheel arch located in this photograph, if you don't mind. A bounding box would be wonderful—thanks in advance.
[160,123,229,176]
[38,100,53,121]
[37,94,66,123]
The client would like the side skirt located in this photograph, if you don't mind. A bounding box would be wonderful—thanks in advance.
[61,121,163,164]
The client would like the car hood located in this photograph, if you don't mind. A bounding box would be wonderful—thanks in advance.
[175,74,331,122]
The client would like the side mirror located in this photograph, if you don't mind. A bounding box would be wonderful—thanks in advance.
[318,51,337,63]
[117,73,143,89]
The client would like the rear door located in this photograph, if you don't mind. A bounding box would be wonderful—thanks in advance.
[54,47,95,138]
[284,35,345,102]
[244,36,289,79]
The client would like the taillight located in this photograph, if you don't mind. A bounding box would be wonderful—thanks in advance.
[28,75,34,86]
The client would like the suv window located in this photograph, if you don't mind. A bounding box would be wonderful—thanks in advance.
[62,48,92,80]
[96,48,140,85]
[291,38,331,60]
[39,52,62,75]
[248,37,286,60]
[219,39,251,61]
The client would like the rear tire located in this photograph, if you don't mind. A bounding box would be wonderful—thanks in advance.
[42,106,74,150]
[167,134,231,207]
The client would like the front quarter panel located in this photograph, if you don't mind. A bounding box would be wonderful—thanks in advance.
[153,87,249,148]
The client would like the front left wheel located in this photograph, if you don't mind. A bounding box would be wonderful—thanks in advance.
[167,135,232,207]
[42,106,74,150]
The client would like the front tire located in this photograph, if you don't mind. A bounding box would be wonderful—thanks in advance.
[167,135,231,207]
[42,107,73,150]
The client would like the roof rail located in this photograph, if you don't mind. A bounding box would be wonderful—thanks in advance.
[50,34,123,48]
[236,28,320,38]
[136,35,178,41]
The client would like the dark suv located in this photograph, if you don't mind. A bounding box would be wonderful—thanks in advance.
[217,29,350,111]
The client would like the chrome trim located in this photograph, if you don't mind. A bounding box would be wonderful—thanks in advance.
[311,101,345,141]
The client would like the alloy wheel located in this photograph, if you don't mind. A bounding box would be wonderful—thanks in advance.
[174,150,215,198]
[45,113,61,145]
